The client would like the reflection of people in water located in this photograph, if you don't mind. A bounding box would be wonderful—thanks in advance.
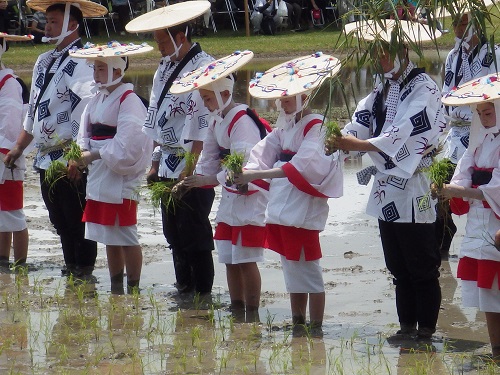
[169,310,216,374]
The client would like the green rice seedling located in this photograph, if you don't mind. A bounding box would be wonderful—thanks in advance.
[425,158,454,190]
[44,141,83,192]
[323,121,342,156]
[140,180,178,212]
[182,150,198,176]
[221,151,248,193]
[43,160,67,187]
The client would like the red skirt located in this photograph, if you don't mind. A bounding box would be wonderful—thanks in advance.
[0,180,23,211]
[457,256,500,289]
[265,223,321,261]
[214,222,266,247]
[83,199,137,226]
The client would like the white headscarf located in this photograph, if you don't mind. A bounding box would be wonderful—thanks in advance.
[89,56,127,94]
[274,93,311,130]
[468,101,500,151]
[205,75,234,125]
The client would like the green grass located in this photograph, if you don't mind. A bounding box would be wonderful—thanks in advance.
[0,19,458,71]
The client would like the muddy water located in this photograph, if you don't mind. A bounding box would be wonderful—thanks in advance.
[1,154,497,374]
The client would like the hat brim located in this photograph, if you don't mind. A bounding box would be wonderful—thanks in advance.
[248,53,341,99]
[344,19,441,43]
[170,50,253,95]
[125,1,211,33]
[27,0,108,17]
[442,73,500,106]
[69,42,153,59]
[0,32,34,42]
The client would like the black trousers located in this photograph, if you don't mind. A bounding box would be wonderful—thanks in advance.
[378,219,442,331]
[162,186,215,294]
[40,171,97,269]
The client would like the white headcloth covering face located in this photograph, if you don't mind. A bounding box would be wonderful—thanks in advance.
[89,56,127,94]
[204,75,235,126]
[468,100,500,151]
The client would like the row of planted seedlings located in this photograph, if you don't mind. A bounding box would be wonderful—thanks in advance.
[5,112,497,372]
[3,265,498,374]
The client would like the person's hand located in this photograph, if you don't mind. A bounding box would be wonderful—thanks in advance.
[67,160,83,183]
[495,229,500,251]
[324,135,340,156]
[437,183,460,199]
[430,183,442,199]
[4,146,22,169]
[234,170,259,186]
[146,167,159,185]
[183,174,206,188]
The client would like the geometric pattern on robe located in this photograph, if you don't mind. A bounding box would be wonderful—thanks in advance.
[344,64,445,223]
[23,39,94,170]
[142,43,213,179]
[442,42,500,164]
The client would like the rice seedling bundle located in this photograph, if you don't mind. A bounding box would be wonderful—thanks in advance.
[221,151,247,193]
[323,121,342,156]
[425,158,454,188]
[44,141,83,188]
[142,180,178,212]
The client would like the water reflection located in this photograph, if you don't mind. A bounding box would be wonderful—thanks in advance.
[125,56,445,114]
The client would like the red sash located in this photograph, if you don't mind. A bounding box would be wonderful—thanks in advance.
[265,223,321,261]
[82,199,137,226]
[0,180,23,211]
[214,222,266,247]
[457,256,500,289]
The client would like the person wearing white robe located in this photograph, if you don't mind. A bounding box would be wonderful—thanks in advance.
[0,50,28,269]
[441,100,500,359]
[236,93,343,333]
[438,13,500,257]
[143,22,215,295]
[336,44,445,339]
[4,3,99,278]
[183,76,268,321]
[73,57,151,294]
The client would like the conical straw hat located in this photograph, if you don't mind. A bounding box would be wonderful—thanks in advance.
[344,19,441,43]
[0,32,34,42]
[27,0,108,17]
[248,52,341,99]
[442,73,500,106]
[69,41,153,59]
[126,1,211,33]
[170,50,253,94]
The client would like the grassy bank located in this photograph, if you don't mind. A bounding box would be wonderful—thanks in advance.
[3,22,460,72]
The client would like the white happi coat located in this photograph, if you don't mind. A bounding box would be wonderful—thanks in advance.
[0,69,26,183]
[245,114,343,230]
[196,104,268,227]
[344,64,445,223]
[442,42,500,164]
[143,43,212,179]
[450,132,500,262]
[78,83,151,204]
[24,40,94,170]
